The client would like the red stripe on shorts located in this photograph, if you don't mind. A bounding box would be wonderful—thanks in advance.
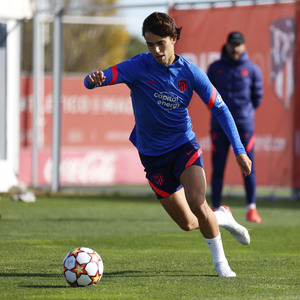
[185,148,203,168]
[108,65,118,85]
[148,180,171,198]
[207,86,217,109]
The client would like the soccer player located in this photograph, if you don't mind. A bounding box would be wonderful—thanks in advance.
[84,12,251,277]
[207,32,263,223]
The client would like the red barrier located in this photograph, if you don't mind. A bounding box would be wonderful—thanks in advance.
[19,2,298,188]
[292,0,300,187]
[20,75,143,186]
[170,3,296,187]
[19,148,146,186]
[20,75,135,148]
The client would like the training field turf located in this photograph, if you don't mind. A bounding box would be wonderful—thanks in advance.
[0,191,299,299]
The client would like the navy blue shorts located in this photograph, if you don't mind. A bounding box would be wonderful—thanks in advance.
[139,138,204,199]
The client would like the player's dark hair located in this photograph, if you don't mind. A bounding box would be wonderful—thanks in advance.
[142,12,182,41]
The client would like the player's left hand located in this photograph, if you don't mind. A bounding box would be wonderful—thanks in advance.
[236,153,252,177]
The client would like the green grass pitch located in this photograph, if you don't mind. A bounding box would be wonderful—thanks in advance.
[0,191,299,299]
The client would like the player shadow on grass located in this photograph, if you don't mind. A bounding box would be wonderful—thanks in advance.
[0,273,59,278]
[12,270,216,289]
[0,272,67,288]
[104,270,216,278]
[20,285,67,288]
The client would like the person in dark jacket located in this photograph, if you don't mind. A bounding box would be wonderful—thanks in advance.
[207,32,263,223]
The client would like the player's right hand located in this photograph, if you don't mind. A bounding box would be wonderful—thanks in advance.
[88,71,106,86]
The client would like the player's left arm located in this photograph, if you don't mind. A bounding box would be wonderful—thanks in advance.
[192,67,252,176]
[236,153,252,177]
[210,90,252,176]
[208,88,244,156]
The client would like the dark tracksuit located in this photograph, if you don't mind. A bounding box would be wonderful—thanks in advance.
[207,46,263,207]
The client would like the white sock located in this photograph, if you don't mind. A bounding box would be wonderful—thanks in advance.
[204,232,227,265]
[205,233,236,277]
[247,203,256,211]
[214,210,228,227]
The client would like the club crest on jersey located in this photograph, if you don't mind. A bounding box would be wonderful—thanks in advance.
[177,80,187,92]
[240,68,248,77]
[153,173,164,186]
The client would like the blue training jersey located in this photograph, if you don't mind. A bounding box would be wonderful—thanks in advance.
[84,52,246,156]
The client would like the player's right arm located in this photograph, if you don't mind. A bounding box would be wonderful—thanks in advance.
[84,55,142,89]
[84,67,114,89]
[87,71,106,86]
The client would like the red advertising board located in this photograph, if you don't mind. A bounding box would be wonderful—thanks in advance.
[169,3,296,187]
[21,75,135,148]
[19,2,299,188]
[18,147,146,186]
[20,75,146,186]
[292,0,300,187]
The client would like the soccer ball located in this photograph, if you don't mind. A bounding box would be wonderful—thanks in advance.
[62,247,104,287]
